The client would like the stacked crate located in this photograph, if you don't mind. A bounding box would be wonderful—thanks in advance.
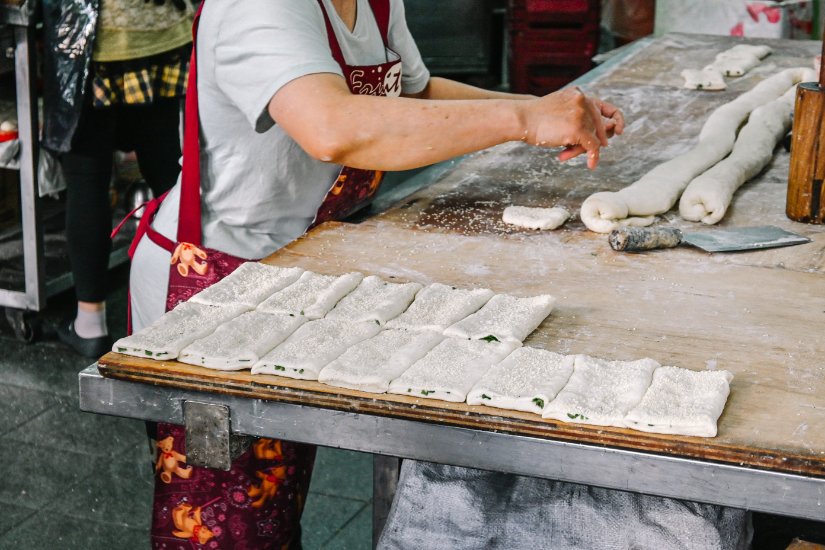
[508,0,600,95]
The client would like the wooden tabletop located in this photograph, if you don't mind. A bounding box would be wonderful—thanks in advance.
[100,34,825,478]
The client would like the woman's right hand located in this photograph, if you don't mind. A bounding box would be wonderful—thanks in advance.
[519,87,624,170]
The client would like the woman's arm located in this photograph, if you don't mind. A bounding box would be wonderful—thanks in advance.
[268,73,622,172]
[403,76,534,101]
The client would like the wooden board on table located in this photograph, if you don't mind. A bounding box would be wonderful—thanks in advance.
[101,34,825,478]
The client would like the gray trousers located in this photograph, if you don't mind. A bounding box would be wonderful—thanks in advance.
[378,461,752,550]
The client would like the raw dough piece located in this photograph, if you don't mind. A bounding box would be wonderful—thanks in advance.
[386,283,494,333]
[466,347,575,415]
[542,355,659,426]
[325,275,422,325]
[190,262,303,308]
[624,366,733,437]
[502,206,571,230]
[251,318,381,380]
[679,72,816,224]
[706,44,772,77]
[387,338,520,402]
[257,271,364,319]
[443,293,555,344]
[178,311,307,370]
[318,329,444,393]
[580,67,811,233]
[112,302,249,360]
[681,68,726,91]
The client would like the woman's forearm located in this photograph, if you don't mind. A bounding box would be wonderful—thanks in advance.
[407,76,534,101]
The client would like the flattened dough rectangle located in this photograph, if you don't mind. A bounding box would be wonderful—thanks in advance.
[325,275,422,325]
[178,311,307,371]
[257,271,363,319]
[387,338,519,402]
[189,262,303,308]
[251,318,381,380]
[624,366,734,437]
[318,329,444,393]
[467,347,575,415]
[112,302,249,360]
[386,283,494,333]
[443,293,555,343]
[542,355,659,427]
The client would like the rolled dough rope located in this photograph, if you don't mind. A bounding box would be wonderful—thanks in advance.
[679,70,817,224]
[681,68,726,91]
[624,366,734,437]
[580,67,811,234]
[501,205,571,230]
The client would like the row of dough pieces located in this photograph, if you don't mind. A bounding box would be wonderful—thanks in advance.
[681,44,773,91]
[113,262,733,438]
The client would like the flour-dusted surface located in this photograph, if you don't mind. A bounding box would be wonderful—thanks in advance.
[252,318,381,380]
[467,347,575,415]
[386,283,494,333]
[325,275,422,325]
[542,355,660,427]
[388,338,520,402]
[257,271,363,318]
[443,293,555,343]
[178,311,307,371]
[501,206,571,230]
[189,262,303,308]
[318,329,444,393]
[112,302,250,360]
[624,366,734,437]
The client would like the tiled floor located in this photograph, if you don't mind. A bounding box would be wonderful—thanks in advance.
[0,265,372,549]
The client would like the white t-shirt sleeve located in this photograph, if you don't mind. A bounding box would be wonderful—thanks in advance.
[388,0,430,95]
[212,0,343,132]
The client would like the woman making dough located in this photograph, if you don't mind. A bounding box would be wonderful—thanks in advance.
[124,0,743,548]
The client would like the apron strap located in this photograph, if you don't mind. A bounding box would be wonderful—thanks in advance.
[178,2,205,245]
[317,0,391,67]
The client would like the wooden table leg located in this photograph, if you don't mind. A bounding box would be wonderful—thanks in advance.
[372,455,400,548]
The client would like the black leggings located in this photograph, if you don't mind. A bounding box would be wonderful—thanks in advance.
[61,98,182,303]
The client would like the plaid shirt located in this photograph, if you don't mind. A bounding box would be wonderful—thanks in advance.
[92,46,189,108]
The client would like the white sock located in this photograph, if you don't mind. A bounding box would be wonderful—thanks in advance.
[75,304,108,339]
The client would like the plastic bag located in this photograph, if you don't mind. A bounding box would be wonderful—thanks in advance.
[41,0,98,153]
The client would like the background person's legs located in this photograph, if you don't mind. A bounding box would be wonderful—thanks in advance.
[120,97,182,197]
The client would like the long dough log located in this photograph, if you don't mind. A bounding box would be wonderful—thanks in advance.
[580,67,812,233]
[679,69,816,224]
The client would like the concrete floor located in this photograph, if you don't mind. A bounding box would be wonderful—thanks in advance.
[0,265,371,549]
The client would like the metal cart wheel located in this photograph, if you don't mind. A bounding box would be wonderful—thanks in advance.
[5,307,39,343]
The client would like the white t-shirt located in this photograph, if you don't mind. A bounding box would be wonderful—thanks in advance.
[130,0,429,330]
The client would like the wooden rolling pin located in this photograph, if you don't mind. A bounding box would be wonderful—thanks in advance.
[787,33,825,223]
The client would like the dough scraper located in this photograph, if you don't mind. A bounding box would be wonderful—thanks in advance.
[608,225,811,253]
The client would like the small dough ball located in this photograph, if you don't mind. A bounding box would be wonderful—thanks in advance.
[0,120,18,132]
[681,68,726,91]
[502,205,570,230]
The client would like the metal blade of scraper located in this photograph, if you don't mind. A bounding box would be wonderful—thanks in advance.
[609,225,810,252]
[682,225,810,252]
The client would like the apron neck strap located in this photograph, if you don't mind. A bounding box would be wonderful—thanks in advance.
[178,2,205,245]
[317,0,391,67]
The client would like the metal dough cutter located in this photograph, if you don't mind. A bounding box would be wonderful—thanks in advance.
[608,225,811,253]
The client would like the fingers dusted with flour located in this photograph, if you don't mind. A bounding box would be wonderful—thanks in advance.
[520,87,624,170]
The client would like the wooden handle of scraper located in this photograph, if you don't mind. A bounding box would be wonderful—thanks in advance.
[609,226,684,252]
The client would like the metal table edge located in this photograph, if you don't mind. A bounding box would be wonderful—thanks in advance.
[79,365,825,522]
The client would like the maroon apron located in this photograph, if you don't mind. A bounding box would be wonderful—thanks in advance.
[121,1,403,548]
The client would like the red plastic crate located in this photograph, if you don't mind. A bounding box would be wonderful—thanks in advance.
[509,0,599,26]
[510,28,600,57]
[509,51,593,95]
